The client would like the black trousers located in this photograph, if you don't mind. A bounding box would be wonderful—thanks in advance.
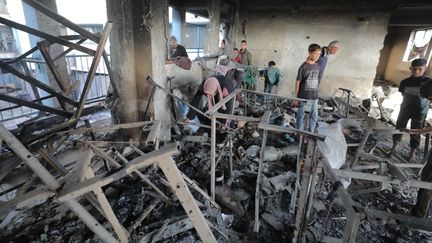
[393,108,426,149]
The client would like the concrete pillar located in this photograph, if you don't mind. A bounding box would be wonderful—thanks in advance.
[132,0,169,123]
[22,0,69,107]
[107,0,170,138]
[206,0,220,56]
[148,1,170,129]
[106,0,138,124]
[228,0,240,48]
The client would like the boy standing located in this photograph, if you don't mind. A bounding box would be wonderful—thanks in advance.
[390,58,431,161]
[233,48,240,63]
[239,40,252,65]
[295,44,322,132]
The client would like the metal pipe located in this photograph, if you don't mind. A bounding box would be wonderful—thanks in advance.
[211,115,216,200]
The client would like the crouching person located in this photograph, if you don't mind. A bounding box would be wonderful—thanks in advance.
[264,60,283,102]
[184,75,235,133]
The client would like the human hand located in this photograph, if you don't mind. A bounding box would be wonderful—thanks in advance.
[292,100,299,107]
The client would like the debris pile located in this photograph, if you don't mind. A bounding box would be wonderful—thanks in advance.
[2,84,432,243]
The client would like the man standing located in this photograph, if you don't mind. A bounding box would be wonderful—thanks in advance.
[166,36,191,69]
[239,40,252,66]
[317,40,341,80]
[390,58,431,161]
[167,36,188,63]
[403,77,432,218]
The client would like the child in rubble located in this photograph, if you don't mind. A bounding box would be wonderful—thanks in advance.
[264,60,283,96]
[294,43,322,132]
[389,58,431,161]
[402,77,432,218]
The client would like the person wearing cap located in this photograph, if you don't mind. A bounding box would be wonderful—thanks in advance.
[185,75,235,130]
[390,58,431,161]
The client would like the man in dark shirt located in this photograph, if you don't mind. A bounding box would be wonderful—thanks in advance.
[402,78,432,218]
[316,40,341,81]
[166,36,188,64]
[390,58,431,161]
[295,43,322,132]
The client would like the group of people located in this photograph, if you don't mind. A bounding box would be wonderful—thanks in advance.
[184,40,342,133]
[294,48,432,218]
[219,39,253,66]
[218,39,343,134]
[178,36,432,219]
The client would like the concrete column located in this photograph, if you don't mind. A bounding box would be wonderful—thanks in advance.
[106,0,138,124]
[107,0,170,139]
[137,0,170,139]
[206,0,220,56]
[149,1,170,130]
[228,0,240,48]
[22,0,69,107]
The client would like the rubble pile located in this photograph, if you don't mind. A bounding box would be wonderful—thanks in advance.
[2,79,432,243]
[0,114,297,242]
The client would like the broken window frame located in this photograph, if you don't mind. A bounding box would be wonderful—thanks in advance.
[403,27,432,64]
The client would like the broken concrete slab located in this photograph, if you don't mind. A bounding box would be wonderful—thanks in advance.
[261,210,291,232]
[139,218,193,243]
[268,172,296,193]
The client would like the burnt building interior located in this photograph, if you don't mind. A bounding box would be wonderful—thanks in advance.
[1,0,432,242]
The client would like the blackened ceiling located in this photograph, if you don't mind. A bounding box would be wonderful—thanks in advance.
[169,0,432,26]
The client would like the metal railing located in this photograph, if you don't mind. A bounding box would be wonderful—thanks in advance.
[0,71,36,121]
[186,48,205,60]
[65,54,110,102]
[0,54,111,122]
